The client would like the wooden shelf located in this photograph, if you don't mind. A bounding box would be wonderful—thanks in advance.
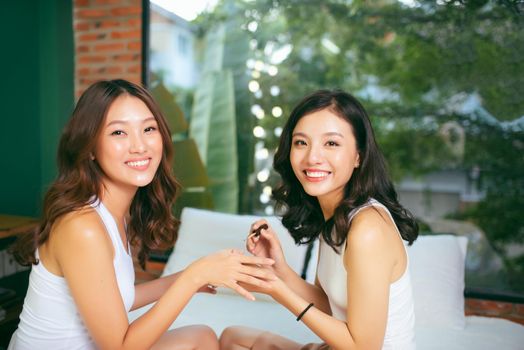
[0,214,38,240]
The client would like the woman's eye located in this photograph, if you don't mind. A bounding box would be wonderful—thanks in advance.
[144,126,157,133]
[111,130,125,136]
[293,140,307,146]
[326,141,339,147]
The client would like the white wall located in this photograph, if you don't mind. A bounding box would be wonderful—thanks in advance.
[150,8,198,89]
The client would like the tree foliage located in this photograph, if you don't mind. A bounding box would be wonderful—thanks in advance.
[194,0,523,288]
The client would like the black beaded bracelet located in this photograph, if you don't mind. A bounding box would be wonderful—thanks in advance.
[296,303,314,321]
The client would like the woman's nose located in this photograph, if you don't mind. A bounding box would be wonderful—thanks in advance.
[130,133,146,153]
[306,145,323,164]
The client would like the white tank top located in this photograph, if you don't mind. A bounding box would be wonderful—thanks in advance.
[317,199,416,350]
[8,200,135,350]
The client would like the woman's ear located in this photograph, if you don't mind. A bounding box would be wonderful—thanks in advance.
[355,154,360,168]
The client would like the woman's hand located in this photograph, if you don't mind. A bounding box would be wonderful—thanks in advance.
[197,284,218,294]
[238,268,290,300]
[247,220,287,276]
[185,249,276,301]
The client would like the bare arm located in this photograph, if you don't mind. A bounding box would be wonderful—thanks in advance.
[276,257,331,314]
[252,210,398,350]
[133,268,217,310]
[54,213,275,350]
[247,220,330,313]
[132,272,183,310]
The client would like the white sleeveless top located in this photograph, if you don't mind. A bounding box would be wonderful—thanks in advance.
[8,200,135,350]
[317,199,416,350]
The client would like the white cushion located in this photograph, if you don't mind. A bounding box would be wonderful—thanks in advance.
[164,209,469,330]
[129,293,322,343]
[407,234,468,329]
[162,208,318,300]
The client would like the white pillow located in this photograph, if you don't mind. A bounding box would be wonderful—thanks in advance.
[407,234,468,330]
[162,208,318,299]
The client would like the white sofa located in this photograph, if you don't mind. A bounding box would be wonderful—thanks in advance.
[129,208,524,349]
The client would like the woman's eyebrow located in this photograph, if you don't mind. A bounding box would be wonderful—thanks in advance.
[323,131,344,137]
[292,131,344,137]
[106,117,156,127]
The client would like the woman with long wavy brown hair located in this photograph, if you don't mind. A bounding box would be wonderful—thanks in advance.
[8,79,274,350]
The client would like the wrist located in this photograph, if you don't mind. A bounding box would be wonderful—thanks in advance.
[296,302,314,321]
[180,263,206,291]
[277,263,295,281]
[270,277,292,303]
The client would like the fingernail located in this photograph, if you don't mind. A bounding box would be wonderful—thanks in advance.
[252,223,268,237]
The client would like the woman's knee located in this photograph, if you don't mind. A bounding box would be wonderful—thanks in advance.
[153,325,218,350]
[219,326,242,347]
[251,332,278,350]
[219,328,300,350]
[193,325,218,347]
[219,325,260,349]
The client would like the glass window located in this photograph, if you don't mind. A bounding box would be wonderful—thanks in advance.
[147,0,524,297]
[178,34,188,55]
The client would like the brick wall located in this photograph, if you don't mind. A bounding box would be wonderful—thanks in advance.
[73,0,143,97]
[466,298,524,325]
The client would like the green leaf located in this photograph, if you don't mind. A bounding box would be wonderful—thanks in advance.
[150,82,188,134]
[190,70,238,213]
[201,24,225,72]
[173,191,214,218]
[172,139,209,188]
[172,139,214,216]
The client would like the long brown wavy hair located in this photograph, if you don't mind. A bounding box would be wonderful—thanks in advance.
[273,89,418,252]
[12,79,180,268]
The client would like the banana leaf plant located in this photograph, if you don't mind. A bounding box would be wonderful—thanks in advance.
[150,82,214,217]
[190,23,239,213]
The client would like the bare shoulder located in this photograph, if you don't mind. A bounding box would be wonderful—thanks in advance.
[344,206,404,276]
[347,206,393,248]
[51,207,109,249]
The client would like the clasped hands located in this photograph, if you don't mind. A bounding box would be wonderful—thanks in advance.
[187,220,286,301]
[238,220,289,299]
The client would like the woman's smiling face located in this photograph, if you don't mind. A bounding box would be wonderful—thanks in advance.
[94,94,163,194]
[290,108,360,215]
